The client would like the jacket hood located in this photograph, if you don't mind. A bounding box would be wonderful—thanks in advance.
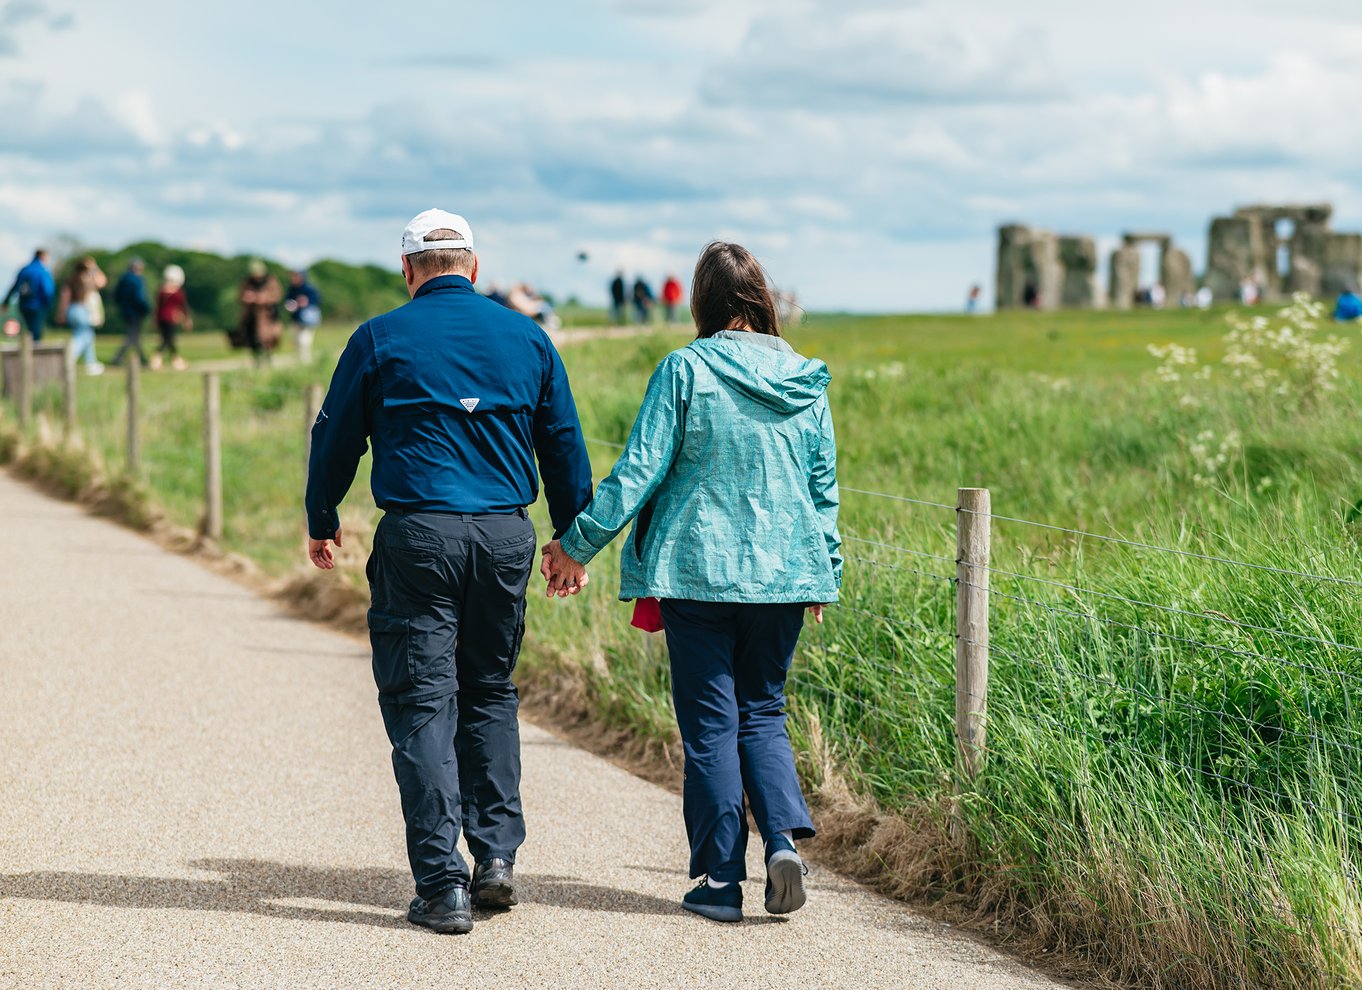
[688,331,830,413]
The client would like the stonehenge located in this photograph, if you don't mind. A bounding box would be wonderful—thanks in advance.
[996,203,1362,310]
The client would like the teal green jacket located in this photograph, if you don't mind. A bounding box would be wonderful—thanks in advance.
[560,330,842,603]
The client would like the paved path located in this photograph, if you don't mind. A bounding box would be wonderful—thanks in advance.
[0,471,1071,990]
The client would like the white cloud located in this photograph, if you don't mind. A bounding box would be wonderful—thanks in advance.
[1,0,1362,311]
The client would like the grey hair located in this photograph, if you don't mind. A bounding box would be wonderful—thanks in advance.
[408,228,475,279]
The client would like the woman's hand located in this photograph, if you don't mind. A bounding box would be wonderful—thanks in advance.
[808,604,824,624]
[540,539,589,598]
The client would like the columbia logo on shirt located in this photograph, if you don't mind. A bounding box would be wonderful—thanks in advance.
[460,398,480,412]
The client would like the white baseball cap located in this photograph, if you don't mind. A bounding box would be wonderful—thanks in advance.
[401,208,475,256]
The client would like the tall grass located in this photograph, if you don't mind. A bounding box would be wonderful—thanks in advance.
[11,306,1362,987]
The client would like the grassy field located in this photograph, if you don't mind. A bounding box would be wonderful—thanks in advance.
[10,302,1362,988]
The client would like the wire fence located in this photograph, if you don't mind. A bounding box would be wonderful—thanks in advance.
[7,360,1361,955]
[586,429,1362,946]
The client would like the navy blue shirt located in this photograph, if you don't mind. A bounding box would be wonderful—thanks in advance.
[305,274,593,540]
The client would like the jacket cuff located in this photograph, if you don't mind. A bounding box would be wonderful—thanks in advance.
[307,507,339,541]
[558,525,598,566]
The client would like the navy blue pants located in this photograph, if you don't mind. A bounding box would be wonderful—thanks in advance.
[660,599,816,882]
[367,510,535,900]
[20,307,45,342]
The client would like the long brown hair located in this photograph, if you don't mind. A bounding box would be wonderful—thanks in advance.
[690,241,781,338]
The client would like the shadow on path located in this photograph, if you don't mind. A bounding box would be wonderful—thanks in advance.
[0,859,682,930]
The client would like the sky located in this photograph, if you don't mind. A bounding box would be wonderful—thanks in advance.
[2,0,1361,311]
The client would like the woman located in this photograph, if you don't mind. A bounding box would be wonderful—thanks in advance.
[235,259,282,366]
[59,257,106,375]
[154,265,191,371]
[543,241,842,923]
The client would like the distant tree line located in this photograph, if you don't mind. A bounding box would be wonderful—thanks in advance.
[68,241,409,332]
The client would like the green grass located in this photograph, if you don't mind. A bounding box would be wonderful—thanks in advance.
[13,304,1362,987]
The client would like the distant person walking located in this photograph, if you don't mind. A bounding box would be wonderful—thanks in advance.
[966,284,982,313]
[4,249,55,342]
[284,269,322,363]
[632,276,654,324]
[153,265,191,371]
[610,271,627,325]
[305,208,593,936]
[235,260,283,366]
[58,257,106,375]
[111,258,151,368]
[661,273,683,324]
[542,241,841,924]
[1336,287,1362,322]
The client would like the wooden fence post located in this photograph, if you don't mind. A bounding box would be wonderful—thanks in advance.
[18,325,33,428]
[126,355,141,471]
[202,373,223,540]
[62,341,76,434]
[955,487,991,782]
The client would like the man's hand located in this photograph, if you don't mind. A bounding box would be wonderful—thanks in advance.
[808,604,824,624]
[540,539,589,598]
[308,526,343,570]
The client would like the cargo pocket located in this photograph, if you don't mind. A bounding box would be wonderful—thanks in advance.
[367,609,412,695]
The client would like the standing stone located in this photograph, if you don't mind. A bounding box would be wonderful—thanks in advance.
[1205,217,1256,301]
[1161,247,1196,305]
[1109,245,1141,310]
[1322,233,1362,296]
[995,225,1031,310]
[996,225,1061,310]
[1058,236,1098,308]
[1027,232,1061,310]
[1291,219,1330,297]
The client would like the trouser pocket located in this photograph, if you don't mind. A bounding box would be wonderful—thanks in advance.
[368,608,412,695]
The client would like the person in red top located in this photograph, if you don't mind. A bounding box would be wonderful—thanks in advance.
[661,273,683,325]
[153,264,191,371]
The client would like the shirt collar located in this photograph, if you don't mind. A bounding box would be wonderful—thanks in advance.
[414,274,475,299]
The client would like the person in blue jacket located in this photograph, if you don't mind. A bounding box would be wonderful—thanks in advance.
[4,249,55,342]
[283,269,322,363]
[111,258,152,368]
[1335,286,1362,323]
[542,241,841,923]
[304,209,593,936]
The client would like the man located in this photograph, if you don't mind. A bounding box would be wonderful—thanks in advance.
[305,208,593,935]
[609,271,626,325]
[283,269,322,363]
[111,258,151,368]
[4,249,55,342]
[661,273,683,324]
[632,275,654,324]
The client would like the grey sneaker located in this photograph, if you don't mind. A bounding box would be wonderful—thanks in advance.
[764,835,807,915]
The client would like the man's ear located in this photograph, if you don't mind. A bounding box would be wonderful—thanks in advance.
[470,255,479,286]
[401,256,413,288]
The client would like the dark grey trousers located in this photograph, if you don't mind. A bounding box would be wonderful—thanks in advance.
[366,509,536,900]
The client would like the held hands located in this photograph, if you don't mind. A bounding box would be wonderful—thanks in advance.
[540,539,589,598]
[308,526,343,570]
[809,604,824,624]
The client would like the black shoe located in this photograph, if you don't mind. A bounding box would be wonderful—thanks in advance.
[472,858,517,909]
[764,835,807,915]
[682,877,743,923]
[407,885,474,934]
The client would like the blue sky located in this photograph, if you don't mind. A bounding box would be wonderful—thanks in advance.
[2,0,1361,311]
